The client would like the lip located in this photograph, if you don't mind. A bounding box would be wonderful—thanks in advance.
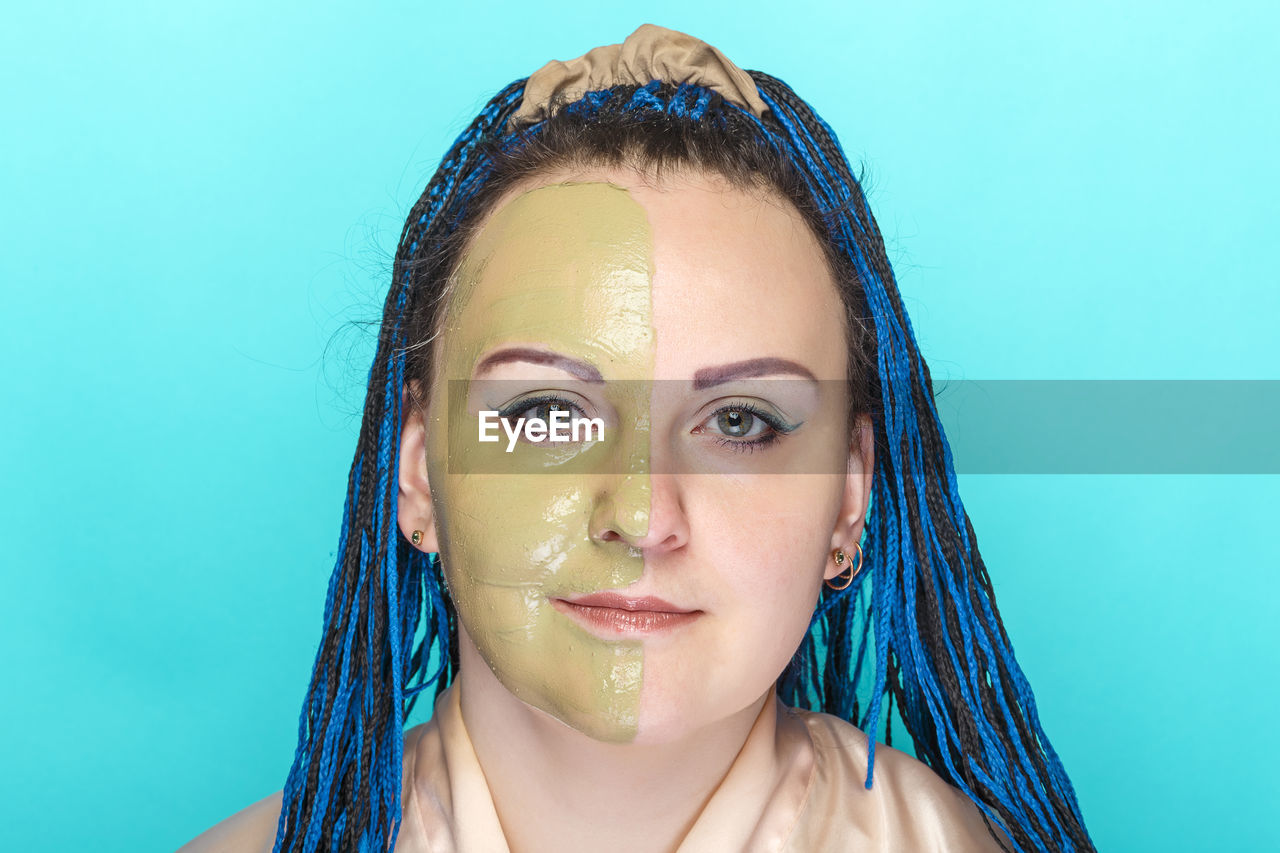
[551,592,702,636]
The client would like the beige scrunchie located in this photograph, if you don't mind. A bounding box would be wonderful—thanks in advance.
[511,23,768,126]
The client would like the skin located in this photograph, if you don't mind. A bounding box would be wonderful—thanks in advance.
[397,168,874,852]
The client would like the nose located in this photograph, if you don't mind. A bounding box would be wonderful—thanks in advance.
[589,473,688,554]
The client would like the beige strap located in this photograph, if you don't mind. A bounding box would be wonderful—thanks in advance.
[512,23,768,125]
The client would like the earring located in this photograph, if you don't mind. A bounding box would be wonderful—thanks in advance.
[826,543,864,590]
[411,530,423,546]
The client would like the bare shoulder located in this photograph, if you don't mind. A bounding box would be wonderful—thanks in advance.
[177,790,283,853]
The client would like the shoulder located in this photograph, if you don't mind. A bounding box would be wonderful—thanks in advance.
[785,707,1009,852]
[176,790,283,853]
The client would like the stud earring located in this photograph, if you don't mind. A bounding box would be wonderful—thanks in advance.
[826,542,864,590]
[411,530,423,546]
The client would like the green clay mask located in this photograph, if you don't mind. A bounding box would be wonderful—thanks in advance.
[425,182,654,743]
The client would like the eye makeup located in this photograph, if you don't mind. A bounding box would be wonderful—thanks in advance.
[694,399,802,453]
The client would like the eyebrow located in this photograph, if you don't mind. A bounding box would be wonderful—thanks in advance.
[474,347,604,383]
[692,357,819,390]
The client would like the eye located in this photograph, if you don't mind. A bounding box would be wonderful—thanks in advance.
[497,393,594,433]
[693,401,798,453]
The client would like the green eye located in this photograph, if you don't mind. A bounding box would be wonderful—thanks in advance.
[717,409,756,437]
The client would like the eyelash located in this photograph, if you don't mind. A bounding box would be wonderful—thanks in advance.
[495,395,797,453]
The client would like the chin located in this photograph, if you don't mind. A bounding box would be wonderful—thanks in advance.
[626,712,700,746]
[627,680,764,746]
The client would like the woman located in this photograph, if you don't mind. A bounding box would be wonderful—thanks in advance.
[181,24,1094,853]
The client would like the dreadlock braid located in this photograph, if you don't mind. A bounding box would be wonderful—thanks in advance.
[273,69,1094,853]
[746,73,1094,851]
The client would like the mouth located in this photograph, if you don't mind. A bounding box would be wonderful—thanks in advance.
[550,592,703,636]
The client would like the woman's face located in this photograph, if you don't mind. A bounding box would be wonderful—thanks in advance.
[399,169,873,744]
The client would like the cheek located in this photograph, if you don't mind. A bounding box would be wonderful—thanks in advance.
[700,473,839,567]
[696,474,840,634]
[444,478,580,585]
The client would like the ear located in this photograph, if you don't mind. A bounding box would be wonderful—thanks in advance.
[824,413,875,581]
[397,380,441,553]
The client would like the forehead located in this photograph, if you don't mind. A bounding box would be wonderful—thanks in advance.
[443,169,846,381]
[629,173,846,381]
[444,181,655,378]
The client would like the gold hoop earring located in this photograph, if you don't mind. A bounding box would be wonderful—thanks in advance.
[825,543,863,590]
[410,530,424,547]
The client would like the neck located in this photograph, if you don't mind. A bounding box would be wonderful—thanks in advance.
[456,630,772,853]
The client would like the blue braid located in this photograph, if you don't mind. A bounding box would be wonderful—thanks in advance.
[766,84,1033,837]
[272,82,528,852]
[745,78,1091,850]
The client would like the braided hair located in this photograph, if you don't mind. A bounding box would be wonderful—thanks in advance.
[270,75,1095,853]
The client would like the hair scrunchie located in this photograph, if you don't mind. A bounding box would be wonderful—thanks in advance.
[511,23,769,126]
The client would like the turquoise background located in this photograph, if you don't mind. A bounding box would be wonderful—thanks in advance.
[3,1,1277,850]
